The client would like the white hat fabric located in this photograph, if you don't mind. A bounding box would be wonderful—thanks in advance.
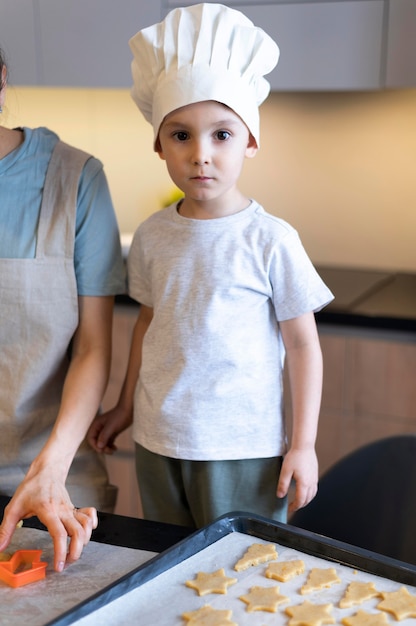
[129,3,279,148]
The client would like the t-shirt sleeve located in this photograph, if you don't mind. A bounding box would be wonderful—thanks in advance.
[74,157,126,296]
[269,227,334,321]
[127,226,153,306]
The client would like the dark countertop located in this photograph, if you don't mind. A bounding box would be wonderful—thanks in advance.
[116,267,416,333]
[0,496,193,553]
[314,267,416,332]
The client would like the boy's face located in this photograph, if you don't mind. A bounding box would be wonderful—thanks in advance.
[156,101,257,210]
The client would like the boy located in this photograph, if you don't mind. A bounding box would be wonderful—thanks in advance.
[88,3,334,527]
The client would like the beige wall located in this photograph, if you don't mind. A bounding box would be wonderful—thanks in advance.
[4,86,416,272]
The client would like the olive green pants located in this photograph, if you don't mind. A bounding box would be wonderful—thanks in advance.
[135,443,288,528]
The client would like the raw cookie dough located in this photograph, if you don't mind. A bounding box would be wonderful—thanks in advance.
[234,543,277,571]
[185,569,237,596]
[239,584,289,613]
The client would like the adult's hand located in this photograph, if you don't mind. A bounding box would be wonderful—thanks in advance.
[0,473,98,572]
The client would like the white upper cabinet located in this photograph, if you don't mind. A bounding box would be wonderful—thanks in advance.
[1,0,415,89]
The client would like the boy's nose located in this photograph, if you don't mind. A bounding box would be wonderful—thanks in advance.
[192,141,210,165]
[193,157,209,165]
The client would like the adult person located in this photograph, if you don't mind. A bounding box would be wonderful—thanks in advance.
[0,48,126,571]
[88,4,333,528]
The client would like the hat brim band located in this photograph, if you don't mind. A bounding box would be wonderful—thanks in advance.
[152,64,263,148]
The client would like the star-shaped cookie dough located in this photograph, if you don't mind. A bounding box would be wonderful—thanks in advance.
[239,584,289,613]
[234,543,278,571]
[182,604,237,625]
[266,559,305,582]
[341,610,389,626]
[340,582,381,608]
[185,568,237,596]
[301,568,341,594]
[377,586,416,620]
[285,600,335,626]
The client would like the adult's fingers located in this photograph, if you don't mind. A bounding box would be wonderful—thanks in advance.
[65,507,98,565]
[37,505,96,572]
[0,501,23,551]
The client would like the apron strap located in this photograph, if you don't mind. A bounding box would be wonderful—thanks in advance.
[36,140,91,259]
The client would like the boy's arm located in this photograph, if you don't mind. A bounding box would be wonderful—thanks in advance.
[277,311,323,514]
[87,304,153,454]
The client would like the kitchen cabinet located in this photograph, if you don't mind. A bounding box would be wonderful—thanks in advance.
[164,0,416,90]
[385,0,416,88]
[238,1,384,90]
[2,0,415,89]
[290,325,416,477]
[0,1,37,84]
[0,0,163,87]
[38,0,163,87]
[164,0,385,91]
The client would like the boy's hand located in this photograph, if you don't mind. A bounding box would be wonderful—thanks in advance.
[87,407,132,454]
[276,447,318,515]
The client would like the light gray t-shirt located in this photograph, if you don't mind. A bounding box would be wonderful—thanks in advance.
[128,201,333,461]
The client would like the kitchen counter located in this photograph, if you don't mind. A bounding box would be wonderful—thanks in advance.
[0,496,193,553]
[315,267,416,333]
[116,267,416,333]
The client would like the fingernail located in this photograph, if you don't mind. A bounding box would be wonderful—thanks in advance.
[57,561,65,572]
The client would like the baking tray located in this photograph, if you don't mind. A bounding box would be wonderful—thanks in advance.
[46,511,416,625]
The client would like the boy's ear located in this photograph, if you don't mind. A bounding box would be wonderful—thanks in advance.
[154,136,165,159]
[245,133,258,159]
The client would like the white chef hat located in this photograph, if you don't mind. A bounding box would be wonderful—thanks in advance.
[129,3,279,149]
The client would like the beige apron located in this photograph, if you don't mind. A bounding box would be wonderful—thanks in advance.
[0,141,116,512]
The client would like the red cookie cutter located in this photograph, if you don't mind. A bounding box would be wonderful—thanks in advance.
[0,550,48,588]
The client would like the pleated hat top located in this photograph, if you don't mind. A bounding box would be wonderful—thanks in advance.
[129,3,280,148]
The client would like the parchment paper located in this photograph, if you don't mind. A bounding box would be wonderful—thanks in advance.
[73,532,416,626]
[0,527,156,626]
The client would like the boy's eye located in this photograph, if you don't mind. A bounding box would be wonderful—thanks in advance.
[174,131,189,141]
[216,130,230,141]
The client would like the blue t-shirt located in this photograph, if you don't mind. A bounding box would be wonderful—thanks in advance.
[0,127,126,295]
